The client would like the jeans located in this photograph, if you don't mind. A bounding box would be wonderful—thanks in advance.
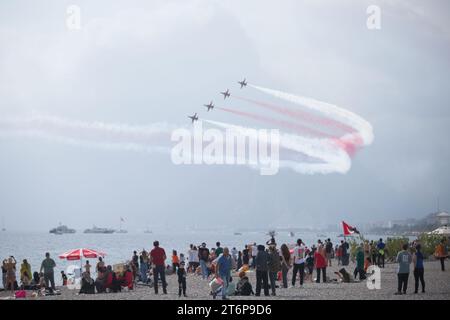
[219,272,229,299]
[140,263,148,283]
[354,267,366,280]
[413,268,425,293]
[255,270,269,296]
[292,263,305,286]
[200,260,208,279]
[316,267,326,283]
[153,265,167,294]
[439,257,445,271]
[281,264,289,288]
[44,272,55,290]
[269,271,277,294]
[397,273,409,293]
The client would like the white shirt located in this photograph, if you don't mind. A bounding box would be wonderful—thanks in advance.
[251,246,258,257]
[293,245,305,264]
[188,249,199,263]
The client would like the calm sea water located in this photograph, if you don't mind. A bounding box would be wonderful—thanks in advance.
[0,230,386,287]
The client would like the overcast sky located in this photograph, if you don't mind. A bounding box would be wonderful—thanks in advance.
[0,0,449,231]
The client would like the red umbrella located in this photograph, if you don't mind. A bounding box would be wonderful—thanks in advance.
[59,248,106,262]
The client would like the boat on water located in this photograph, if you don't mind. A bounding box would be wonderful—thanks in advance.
[84,226,115,234]
[49,224,76,234]
[234,232,242,235]
[144,229,152,234]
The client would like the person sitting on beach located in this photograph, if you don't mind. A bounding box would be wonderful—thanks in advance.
[236,271,254,296]
[177,261,187,297]
[79,272,95,294]
[95,267,107,293]
[84,260,91,275]
[122,265,133,290]
[20,270,31,289]
[31,271,40,288]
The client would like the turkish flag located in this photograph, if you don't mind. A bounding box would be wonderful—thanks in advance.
[342,221,360,236]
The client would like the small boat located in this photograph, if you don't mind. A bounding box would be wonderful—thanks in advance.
[234,232,242,236]
[84,226,115,234]
[144,229,152,234]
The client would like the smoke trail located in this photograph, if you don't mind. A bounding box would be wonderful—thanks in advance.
[217,106,335,139]
[0,114,175,153]
[203,119,351,175]
[249,84,374,146]
[233,95,355,134]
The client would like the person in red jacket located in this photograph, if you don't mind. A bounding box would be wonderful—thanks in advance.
[314,245,327,283]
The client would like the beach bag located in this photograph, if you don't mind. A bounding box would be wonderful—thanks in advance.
[209,277,224,293]
[226,282,236,296]
[15,290,26,298]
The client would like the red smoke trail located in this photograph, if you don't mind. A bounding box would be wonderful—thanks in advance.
[233,95,355,134]
[218,106,362,157]
[217,106,334,139]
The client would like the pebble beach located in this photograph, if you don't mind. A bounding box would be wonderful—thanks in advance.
[2,260,449,300]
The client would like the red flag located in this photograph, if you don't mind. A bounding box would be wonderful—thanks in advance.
[342,221,360,236]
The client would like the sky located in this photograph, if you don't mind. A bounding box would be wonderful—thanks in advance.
[0,0,449,232]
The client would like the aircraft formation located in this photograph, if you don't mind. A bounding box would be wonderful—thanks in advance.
[187,78,247,124]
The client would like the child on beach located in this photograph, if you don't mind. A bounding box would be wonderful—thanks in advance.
[61,271,68,286]
[172,250,180,273]
[177,261,187,297]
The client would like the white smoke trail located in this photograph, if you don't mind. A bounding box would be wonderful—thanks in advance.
[249,84,374,146]
[203,119,351,174]
[0,114,176,154]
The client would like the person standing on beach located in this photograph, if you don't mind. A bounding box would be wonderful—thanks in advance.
[354,244,366,280]
[255,245,270,296]
[434,239,448,271]
[84,260,91,275]
[177,261,187,297]
[325,239,333,267]
[377,238,386,268]
[189,245,199,274]
[40,252,56,292]
[216,247,232,300]
[267,243,281,296]
[280,244,291,288]
[140,250,149,283]
[3,257,16,295]
[314,245,327,283]
[413,244,425,294]
[292,239,306,287]
[132,251,139,279]
[96,257,105,273]
[215,242,223,257]
[20,259,31,285]
[251,243,258,269]
[242,245,250,266]
[198,243,210,279]
[395,243,412,295]
[150,241,167,294]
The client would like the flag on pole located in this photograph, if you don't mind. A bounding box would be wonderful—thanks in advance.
[342,221,360,236]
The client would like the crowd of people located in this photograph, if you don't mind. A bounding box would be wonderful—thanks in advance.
[1,236,448,299]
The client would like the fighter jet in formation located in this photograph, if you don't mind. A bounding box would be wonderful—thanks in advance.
[238,78,247,89]
[188,113,198,123]
[203,101,214,112]
[220,89,231,100]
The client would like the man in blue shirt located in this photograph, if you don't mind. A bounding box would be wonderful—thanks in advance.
[216,247,232,300]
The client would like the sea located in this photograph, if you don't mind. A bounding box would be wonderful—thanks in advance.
[0,230,393,287]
